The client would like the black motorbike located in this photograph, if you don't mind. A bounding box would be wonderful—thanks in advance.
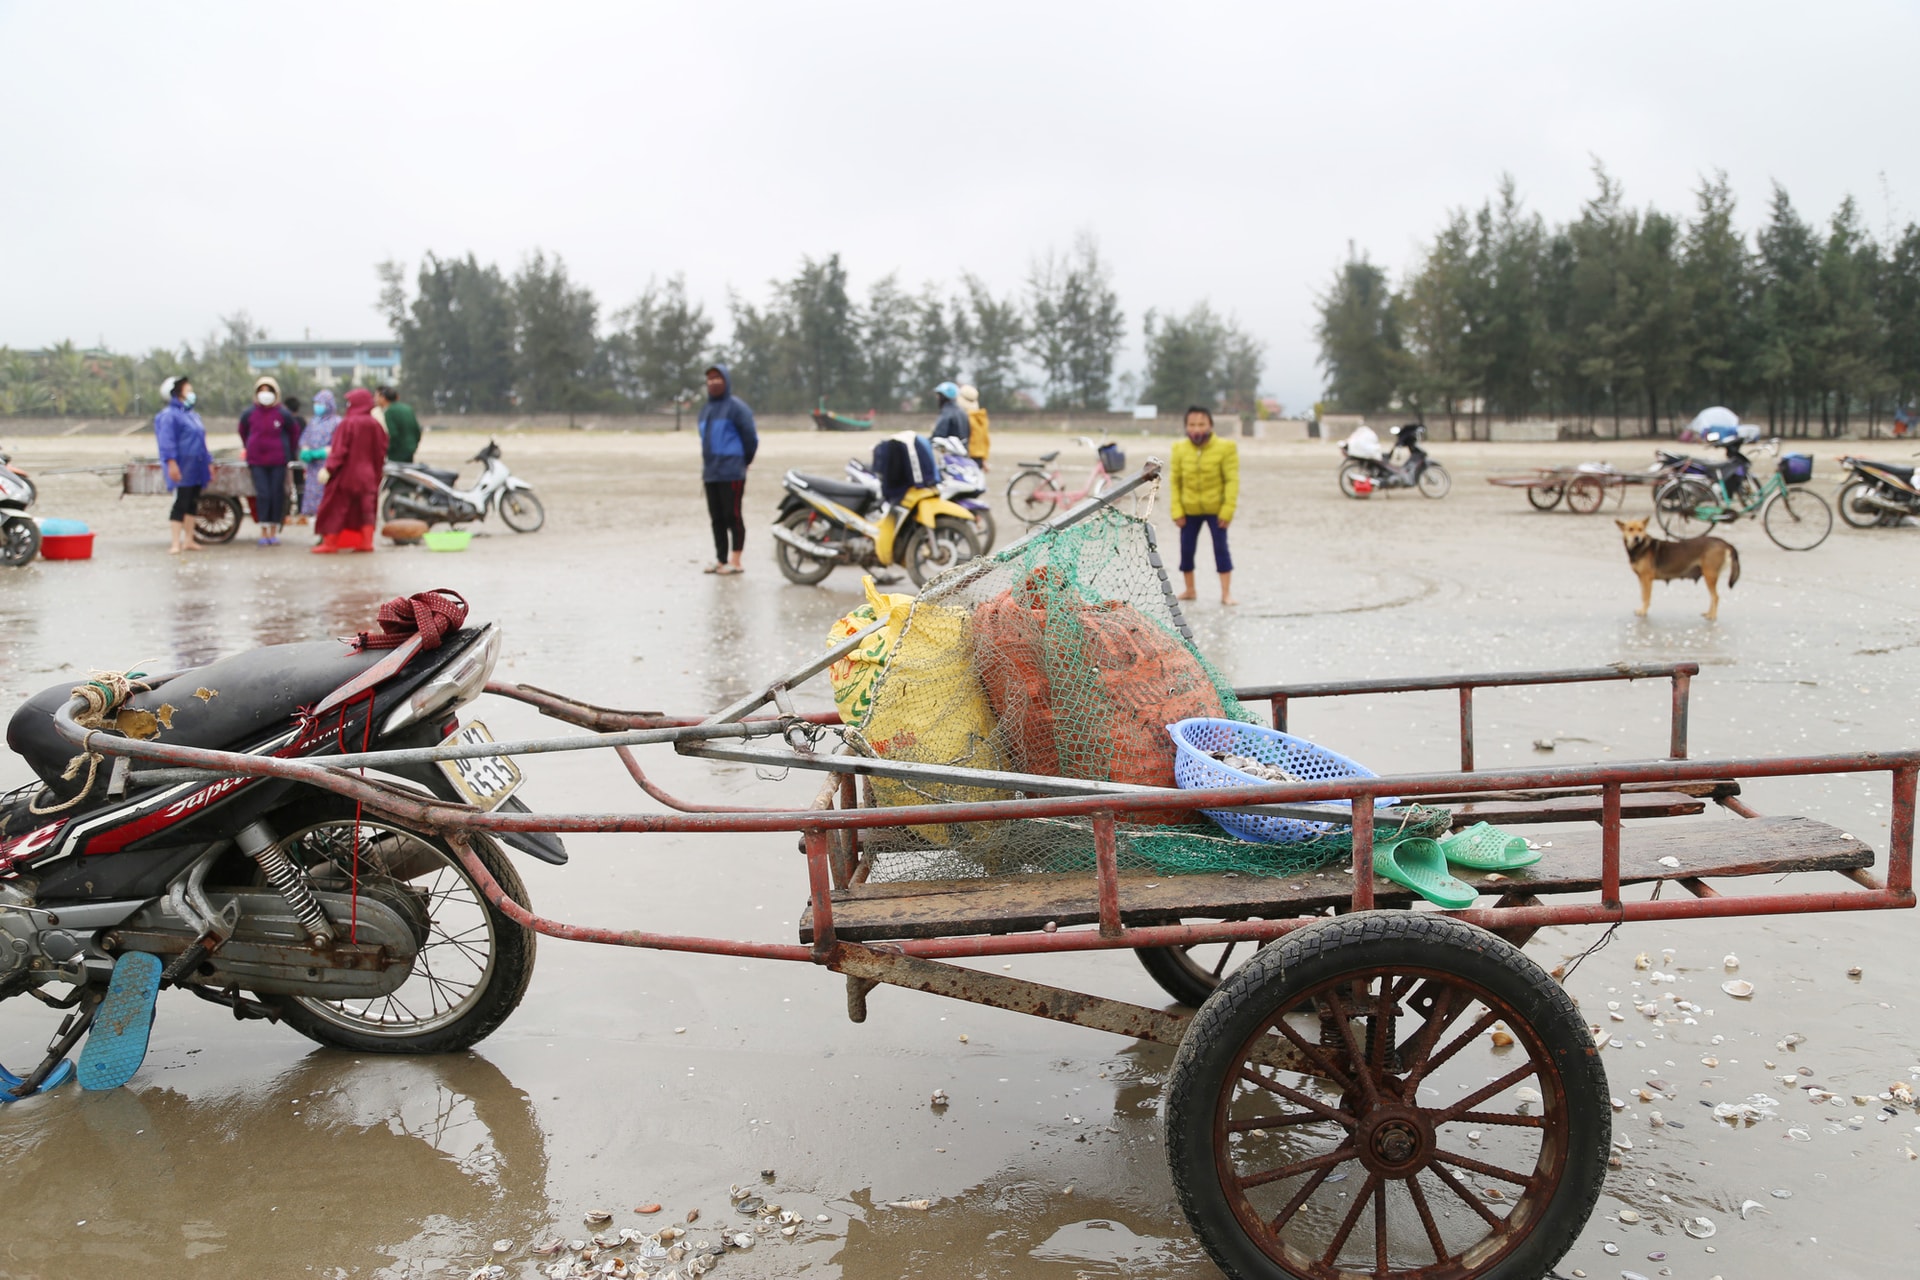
[1835,452,1920,528]
[1337,423,1451,499]
[0,602,563,1098]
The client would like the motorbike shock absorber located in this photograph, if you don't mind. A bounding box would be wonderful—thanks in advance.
[236,821,335,947]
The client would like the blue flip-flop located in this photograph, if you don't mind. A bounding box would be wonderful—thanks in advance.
[0,1058,75,1101]
[77,952,163,1091]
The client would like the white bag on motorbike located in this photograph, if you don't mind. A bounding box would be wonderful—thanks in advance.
[1344,426,1383,461]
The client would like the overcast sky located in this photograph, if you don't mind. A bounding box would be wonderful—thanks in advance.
[3,0,1915,412]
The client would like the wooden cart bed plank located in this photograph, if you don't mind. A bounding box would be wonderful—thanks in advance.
[800,815,1872,944]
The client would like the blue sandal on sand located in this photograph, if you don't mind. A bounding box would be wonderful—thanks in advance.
[1373,837,1479,909]
[77,952,163,1091]
[1439,821,1541,871]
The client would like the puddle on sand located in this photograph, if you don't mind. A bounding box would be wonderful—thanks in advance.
[1029,1217,1190,1270]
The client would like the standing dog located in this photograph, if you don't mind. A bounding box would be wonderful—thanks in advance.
[1616,518,1740,620]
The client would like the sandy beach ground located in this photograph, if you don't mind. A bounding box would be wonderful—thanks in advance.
[1,427,1917,1278]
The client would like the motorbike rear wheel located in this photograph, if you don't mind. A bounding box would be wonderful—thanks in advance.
[257,803,535,1054]
[1336,460,1375,499]
[774,508,838,585]
[1836,479,1897,529]
[904,515,981,587]
[498,488,545,533]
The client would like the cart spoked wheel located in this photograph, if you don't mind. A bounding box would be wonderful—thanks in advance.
[194,495,244,544]
[1166,912,1608,1280]
[1138,935,1267,1006]
[1564,475,1608,515]
[1524,483,1563,511]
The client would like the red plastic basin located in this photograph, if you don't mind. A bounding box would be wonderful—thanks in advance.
[39,533,94,561]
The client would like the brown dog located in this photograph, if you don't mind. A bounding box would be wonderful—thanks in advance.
[1616,518,1741,620]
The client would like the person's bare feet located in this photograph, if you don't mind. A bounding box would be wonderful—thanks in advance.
[1176,590,1197,601]
[1221,596,1238,606]
[168,544,182,555]
[181,541,200,553]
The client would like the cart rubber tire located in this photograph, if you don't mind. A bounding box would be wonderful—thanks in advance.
[1415,463,1451,499]
[773,508,838,585]
[1564,474,1607,514]
[1524,483,1564,511]
[2,516,40,567]
[1165,911,1608,1280]
[1336,460,1374,500]
[193,495,243,544]
[1762,486,1832,551]
[1137,939,1265,1007]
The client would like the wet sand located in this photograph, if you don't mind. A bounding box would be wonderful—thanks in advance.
[1,429,1917,1278]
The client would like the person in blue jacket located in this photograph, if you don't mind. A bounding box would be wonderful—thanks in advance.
[698,363,758,575]
[929,380,970,447]
[153,374,212,553]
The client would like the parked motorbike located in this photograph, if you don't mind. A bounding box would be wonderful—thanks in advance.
[0,448,35,507]
[1835,452,1920,528]
[1337,423,1450,498]
[0,605,564,1097]
[1,456,37,568]
[381,440,545,532]
[771,446,981,587]
[1652,423,1760,521]
[845,437,996,552]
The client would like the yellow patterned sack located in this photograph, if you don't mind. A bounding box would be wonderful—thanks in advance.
[827,577,916,724]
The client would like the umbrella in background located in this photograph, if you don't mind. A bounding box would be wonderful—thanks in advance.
[1682,406,1739,441]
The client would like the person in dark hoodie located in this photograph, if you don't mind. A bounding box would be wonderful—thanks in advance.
[698,363,758,575]
[930,380,970,447]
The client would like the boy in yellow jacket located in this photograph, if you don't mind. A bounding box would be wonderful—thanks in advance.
[1169,406,1239,605]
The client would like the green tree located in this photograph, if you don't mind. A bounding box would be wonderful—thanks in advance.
[1026,233,1126,409]
[1314,245,1403,413]
[378,255,517,413]
[859,274,915,410]
[606,274,713,411]
[957,273,1027,408]
[1754,184,1821,434]
[909,285,955,408]
[1678,173,1756,413]
[722,291,797,411]
[1813,198,1886,435]
[512,251,604,415]
[1882,223,1920,426]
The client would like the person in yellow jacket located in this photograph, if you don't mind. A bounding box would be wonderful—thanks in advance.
[1169,405,1239,605]
[958,384,990,466]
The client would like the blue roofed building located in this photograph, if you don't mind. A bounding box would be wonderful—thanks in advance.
[245,339,402,387]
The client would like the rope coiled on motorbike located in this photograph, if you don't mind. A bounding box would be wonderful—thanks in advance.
[27,671,150,815]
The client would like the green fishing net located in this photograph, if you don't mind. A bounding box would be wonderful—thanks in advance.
[847,505,1445,881]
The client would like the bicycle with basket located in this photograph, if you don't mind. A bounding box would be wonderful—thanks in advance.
[52,460,1916,1280]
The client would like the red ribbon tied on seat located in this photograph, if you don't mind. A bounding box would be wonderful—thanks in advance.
[353,589,470,651]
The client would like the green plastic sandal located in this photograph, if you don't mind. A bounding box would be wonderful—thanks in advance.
[1439,822,1541,871]
[1372,837,1479,909]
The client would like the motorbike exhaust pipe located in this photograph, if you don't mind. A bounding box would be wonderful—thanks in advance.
[769,523,839,559]
[1853,489,1914,515]
[385,492,442,519]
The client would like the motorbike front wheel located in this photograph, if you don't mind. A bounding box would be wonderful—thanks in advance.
[498,488,545,533]
[259,804,535,1054]
[1,516,40,567]
[969,505,997,552]
[774,508,838,585]
[1336,459,1375,499]
[903,515,981,587]
[1416,462,1452,498]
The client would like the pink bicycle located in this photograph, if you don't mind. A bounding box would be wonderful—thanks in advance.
[1005,436,1126,527]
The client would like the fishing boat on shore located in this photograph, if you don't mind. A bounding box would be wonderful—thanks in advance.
[812,400,877,432]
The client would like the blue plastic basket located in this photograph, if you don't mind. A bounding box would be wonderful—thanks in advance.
[1167,718,1396,844]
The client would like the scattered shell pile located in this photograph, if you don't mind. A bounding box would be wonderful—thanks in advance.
[493,1172,842,1280]
[1206,751,1302,784]
[1560,941,1920,1278]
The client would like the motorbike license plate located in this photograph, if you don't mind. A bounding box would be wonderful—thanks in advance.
[436,721,522,811]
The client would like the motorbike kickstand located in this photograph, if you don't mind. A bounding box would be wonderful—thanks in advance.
[8,993,102,1099]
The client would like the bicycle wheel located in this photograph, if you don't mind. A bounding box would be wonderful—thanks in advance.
[1006,470,1061,525]
[1653,478,1716,538]
[1763,486,1832,550]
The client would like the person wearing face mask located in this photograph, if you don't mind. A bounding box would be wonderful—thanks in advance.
[1169,405,1240,606]
[237,375,302,545]
[153,374,211,554]
[297,389,340,524]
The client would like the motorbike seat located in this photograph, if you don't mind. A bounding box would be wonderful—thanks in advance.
[790,473,878,507]
[407,464,461,486]
[1699,458,1746,480]
[4,638,456,801]
[1862,460,1914,482]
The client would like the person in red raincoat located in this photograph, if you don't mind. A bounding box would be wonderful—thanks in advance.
[311,387,389,554]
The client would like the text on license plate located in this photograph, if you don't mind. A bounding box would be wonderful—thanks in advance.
[437,721,522,810]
